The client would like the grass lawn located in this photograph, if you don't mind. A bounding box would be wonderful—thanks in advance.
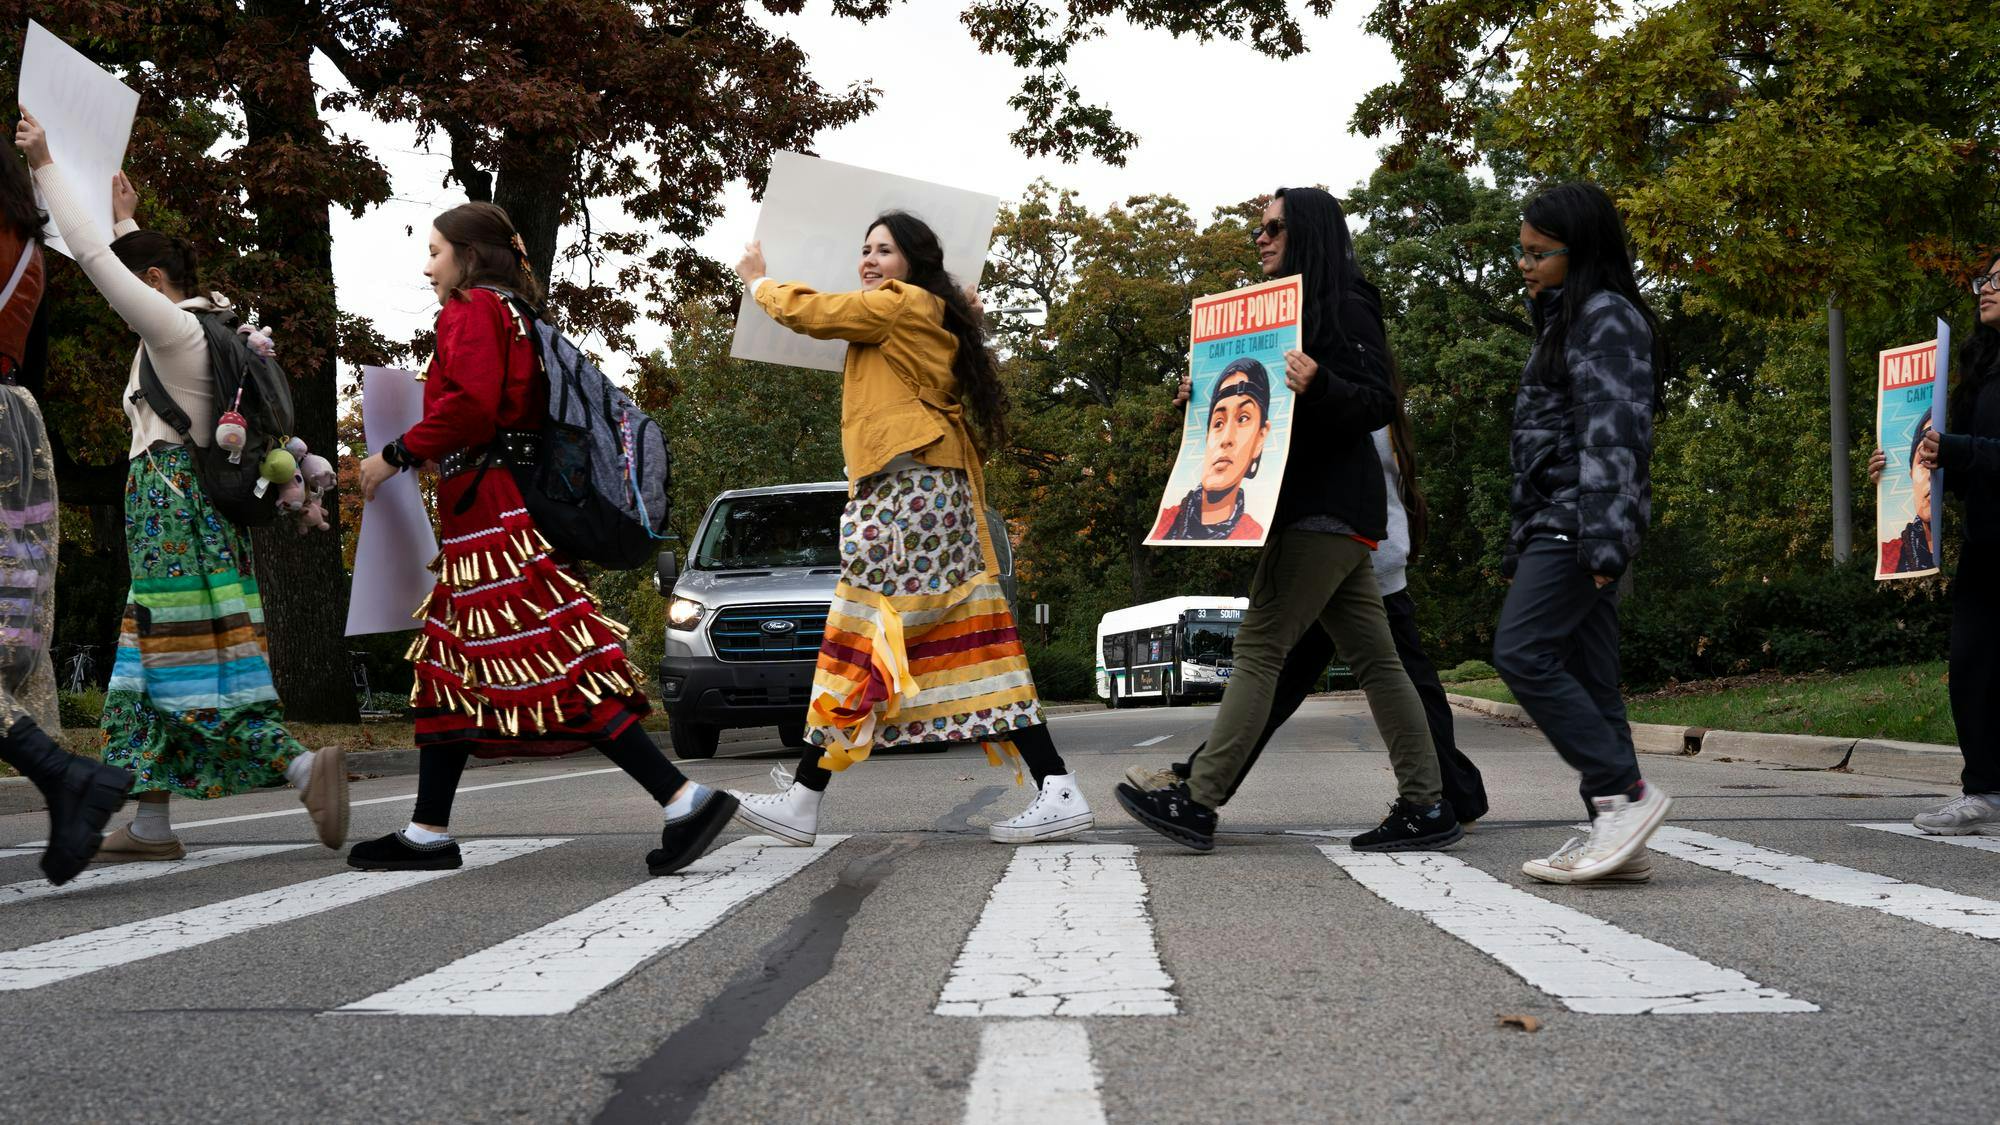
[1448,661,1956,746]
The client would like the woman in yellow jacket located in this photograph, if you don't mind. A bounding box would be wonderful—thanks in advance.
[728,211,1092,845]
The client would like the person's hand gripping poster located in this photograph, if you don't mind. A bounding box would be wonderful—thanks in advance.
[1147,275,1303,546]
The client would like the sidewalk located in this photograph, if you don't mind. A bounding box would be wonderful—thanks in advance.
[1446,693,1964,787]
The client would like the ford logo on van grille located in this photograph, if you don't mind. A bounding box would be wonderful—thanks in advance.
[711,604,826,662]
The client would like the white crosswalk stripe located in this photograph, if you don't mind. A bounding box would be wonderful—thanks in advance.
[937,843,1176,1017]
[1,845,313,907]
[1649,826,2000,940]
[1322,847,1816,1014]
[963,1020,1109,1125]
[335,835,848,1016]
[0,838,566,991]
[1853,823,2000,853]
[0,848,39,859]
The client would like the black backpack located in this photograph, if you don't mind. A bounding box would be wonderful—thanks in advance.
[457,287,672,569]
[135,309,295,527]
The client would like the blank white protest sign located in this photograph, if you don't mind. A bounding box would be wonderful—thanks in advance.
[730,151,1000,372]
[16,21,139,260]
[346,365,441,635]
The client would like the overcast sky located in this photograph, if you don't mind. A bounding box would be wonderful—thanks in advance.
[320,3,1400,371]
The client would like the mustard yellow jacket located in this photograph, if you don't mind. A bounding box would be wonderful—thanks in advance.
[754,278,976,485]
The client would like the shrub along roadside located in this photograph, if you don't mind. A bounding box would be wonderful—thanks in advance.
[1620,559,1950,690]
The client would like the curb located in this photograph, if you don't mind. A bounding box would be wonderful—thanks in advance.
[1445,693,1961,786]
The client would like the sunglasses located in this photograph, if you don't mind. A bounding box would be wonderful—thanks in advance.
[1251,219,1286,244]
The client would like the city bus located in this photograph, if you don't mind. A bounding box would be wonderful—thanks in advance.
[1095,596,1246,708]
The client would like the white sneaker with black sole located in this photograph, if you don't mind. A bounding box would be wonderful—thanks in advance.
[727,767,821,846]
[1522,782,1672,884]
[988,772,1095,843]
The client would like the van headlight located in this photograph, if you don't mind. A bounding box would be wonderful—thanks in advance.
[666,597,706,630]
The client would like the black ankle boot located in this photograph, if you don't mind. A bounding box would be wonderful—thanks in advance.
[0,716,133,885]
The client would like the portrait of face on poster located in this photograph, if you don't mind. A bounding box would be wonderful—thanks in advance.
[1874,325,1949,581]
[1146,275,1303,547]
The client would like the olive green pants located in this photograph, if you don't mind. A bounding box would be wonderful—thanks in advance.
[1187,530,1441,810]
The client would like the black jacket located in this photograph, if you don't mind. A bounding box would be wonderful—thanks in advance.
[1271,286,1397,538]
[1941,375,2000,544]
[1504,287,1656,579]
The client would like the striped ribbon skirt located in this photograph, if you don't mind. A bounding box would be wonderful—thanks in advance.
[806,465,1044,772]
[100,445,306,798]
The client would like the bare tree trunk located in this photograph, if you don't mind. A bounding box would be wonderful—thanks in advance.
[493,138,573,292]
[241,0,358,723]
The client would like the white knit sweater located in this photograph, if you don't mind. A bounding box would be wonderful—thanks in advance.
[34,163,221,458]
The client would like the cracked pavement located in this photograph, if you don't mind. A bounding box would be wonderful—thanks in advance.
[0,696,1995,1123]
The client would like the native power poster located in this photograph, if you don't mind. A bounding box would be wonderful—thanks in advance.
[730,151,1000,372]
[16,21,139,260]
[1146,275,1302,547]
[1874,322,1950,581]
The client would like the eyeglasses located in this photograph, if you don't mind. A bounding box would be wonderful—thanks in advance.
[1514,243,1569,265]
[1974,272,2000,295]
[1251,219,1286,244]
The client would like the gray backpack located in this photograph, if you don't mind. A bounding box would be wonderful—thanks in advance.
[459,287,671,568]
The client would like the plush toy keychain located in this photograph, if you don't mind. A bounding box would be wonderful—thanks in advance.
[215,388,249,464]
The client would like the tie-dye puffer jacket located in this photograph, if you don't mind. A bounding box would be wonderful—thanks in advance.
[1504,287,1656,579]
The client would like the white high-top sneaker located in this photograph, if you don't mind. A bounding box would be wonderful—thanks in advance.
[728,767,821,846]
[988,773,1095,844]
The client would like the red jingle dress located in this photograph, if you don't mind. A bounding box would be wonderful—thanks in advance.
[398,288,649,755]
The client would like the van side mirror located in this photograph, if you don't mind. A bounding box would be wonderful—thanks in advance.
[654,550,678,593]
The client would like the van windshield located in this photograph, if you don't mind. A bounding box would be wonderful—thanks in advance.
[693,492,847,570]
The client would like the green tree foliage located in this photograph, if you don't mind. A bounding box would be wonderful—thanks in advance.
[1358,0,2000,317]
[980,184,1267,651]
[1345,153,1530,661]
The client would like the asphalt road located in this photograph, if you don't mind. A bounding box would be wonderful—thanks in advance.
[1,696,1993,1124]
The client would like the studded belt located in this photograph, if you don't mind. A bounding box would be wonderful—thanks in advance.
[441,429,541,479]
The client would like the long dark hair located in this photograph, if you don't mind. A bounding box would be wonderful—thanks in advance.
[1954,252,2000,431]
[434,202,543,305]
[867,210,1008,454]
[1522,182,1668,406]
[1273,186,1383,343]
[1384,362,1429,564]
[0,150,43,246]
[110,231,200,294]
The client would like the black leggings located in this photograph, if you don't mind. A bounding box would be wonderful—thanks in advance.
[411,722,688,827]
[791,722,1069,792]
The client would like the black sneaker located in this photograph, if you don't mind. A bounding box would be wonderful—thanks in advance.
[347,830,463,870]
[1114,782,1216,853]
[647,788,741,876]
[1351,799,1463,852]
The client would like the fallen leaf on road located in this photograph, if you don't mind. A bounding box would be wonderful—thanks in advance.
[956,776,974,782]
[1497,1014,1542,1032]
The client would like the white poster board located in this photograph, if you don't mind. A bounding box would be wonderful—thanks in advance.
[345,366,440,635]
[730,151,1000,371]
[16,21,139,261]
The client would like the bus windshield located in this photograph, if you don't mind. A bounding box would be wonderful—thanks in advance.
[1182,619,1237,666]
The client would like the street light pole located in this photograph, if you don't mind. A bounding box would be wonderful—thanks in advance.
[1829,294,1852,563]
